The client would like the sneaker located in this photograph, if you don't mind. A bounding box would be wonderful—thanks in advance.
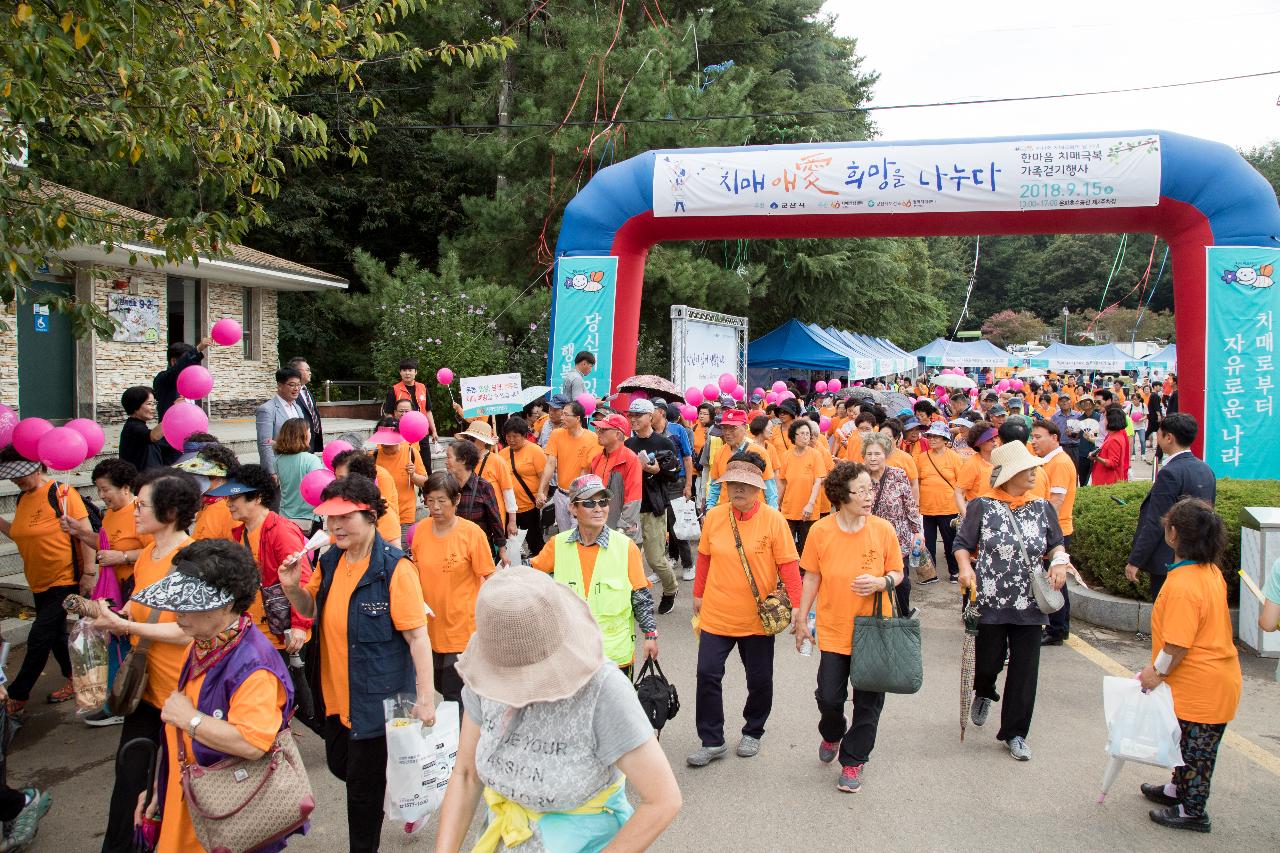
[948,576,959,585]
[818,740,839,764]
[4,699,25,717]
[918,576,940,586]
[82,709,124,728]
[681,566,696,582]
[1040,632,1065,647]
[970,696,992,728]
[658,593,676,615]
[686,744,728,767]
[45,680,74,705]
[3,788,50,850]
[1141,783,1181,806]
[1007,736,1032,761]
[836,764,864,793]
[736,736,761,758]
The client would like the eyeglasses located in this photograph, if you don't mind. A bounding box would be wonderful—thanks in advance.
[135,500,153,511]
[574,498,610,509]
[847,487,874,497]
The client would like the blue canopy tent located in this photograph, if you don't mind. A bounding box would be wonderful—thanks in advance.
[1030,342,1131,372]
[860,334,915,374]
[805,324,875,379]
[1144,343,1177,370]
[911,338,1018,368]
[748,319,851,373]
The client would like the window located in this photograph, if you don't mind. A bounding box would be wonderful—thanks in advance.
[242,288,261,361]
[167,276,201,345]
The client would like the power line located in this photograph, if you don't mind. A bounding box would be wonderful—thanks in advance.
[371,68,1280,131]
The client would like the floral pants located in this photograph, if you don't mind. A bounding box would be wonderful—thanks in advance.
[1171,719,1227,817]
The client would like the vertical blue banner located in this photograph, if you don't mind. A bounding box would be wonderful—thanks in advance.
[548,256,618,397]
[1204,246,1280,479]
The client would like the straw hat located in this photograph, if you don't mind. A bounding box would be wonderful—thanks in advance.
[456,421,498,446]
[717,459,766,490]
[989,440,1045,489]
[455,566,606,708]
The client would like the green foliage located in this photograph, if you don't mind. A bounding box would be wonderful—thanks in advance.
[981,310,1049,348]
[1072,479,1280,601]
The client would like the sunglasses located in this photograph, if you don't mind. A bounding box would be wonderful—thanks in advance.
[574,498,610,509]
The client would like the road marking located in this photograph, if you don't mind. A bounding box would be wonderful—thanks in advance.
[1065,634,1280,777]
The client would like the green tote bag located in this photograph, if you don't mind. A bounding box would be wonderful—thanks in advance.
[849,577,924,694]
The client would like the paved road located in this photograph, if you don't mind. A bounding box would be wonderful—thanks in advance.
[12,569,1280,852]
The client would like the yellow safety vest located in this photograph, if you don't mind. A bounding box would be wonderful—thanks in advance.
[552,531,634,667]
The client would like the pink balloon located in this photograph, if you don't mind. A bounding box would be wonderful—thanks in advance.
[576,394,597,416]
[818,416,832,434]
[66,418,106,457]
[771,381,787,393]
[679,404,698,422]
[398,410,430,443]
[12,418,53,460]
[730,386,745,402]
[718,373,737,393]
[210,318,242,346]
[176,365,214,400]
[996,379,1011,392]
[779,391,795,401]
[684,387,704,407]
[1010,379,1024,391]
[322,440,354,471]
[436,367,454,385]
[702,384,719,401]
[404,523,417,549]
[161,402,209,451]
[0,404,16,448]
[765,392,779,404]
[828,379,843,393]
[300,468,336,507]
[814,381,828,394]
[37,427,88,471]
[752,387,766,399]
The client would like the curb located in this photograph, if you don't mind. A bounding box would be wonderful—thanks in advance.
[1070,579,1240,638]
[1,618,32,646]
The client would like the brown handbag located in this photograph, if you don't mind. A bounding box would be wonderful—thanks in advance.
[106,607,162,717]
[729,512,792,635]
[179,727,315,853]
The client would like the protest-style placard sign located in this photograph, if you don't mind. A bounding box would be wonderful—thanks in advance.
[460,373,524,418]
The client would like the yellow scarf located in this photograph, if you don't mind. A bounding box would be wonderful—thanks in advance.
[989,486,1037,510]
[473,779,625,853]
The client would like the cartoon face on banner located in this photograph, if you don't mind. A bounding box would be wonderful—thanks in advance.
[549,256,618,395]
[1205,246,1280,479]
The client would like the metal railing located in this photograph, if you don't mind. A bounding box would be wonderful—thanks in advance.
[323,380,382,403]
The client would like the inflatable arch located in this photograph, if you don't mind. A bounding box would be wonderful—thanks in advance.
[554,130,1280,456]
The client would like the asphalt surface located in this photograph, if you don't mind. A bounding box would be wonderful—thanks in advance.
[9,563,1280,852]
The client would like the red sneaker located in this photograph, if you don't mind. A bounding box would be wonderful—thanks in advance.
[837,763,864,793]
[46,679,75,704]
[818,740,839,764]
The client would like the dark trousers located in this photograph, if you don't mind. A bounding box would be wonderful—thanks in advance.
[1171,719,1227,817]
[973,622,1042,742]
[923,515,959,579]
[695,631,775,747]
[434,652,464,711]
[10,584,76,701]
[895,573,912,614]
[1076,454,1094,487]
[277,649,315,723]
[0,786,24,822]
[101,702,162,853]
[665,485,692,569]
[1046,534,1072,639]
[815,651,885,768]
[514,508,545,557]
[324,717,389,853]
[1150,572,1168,600]
[787,519,814,556]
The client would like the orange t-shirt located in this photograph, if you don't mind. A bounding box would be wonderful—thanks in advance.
[8,482,88,593]
[778,447,826,521]
[917,449,962,516]
[100,499,152,583]
[374,466,403,544]
[130,537,196,708]
[1039,448,1077,536]
[812,438,836,515]
[800,514,905,655]
[410,518,495,654]
[545,428,602,490]
[376,443,426,524]
[841,430,868,463]
[957,454,993,502]
[531,536,648,592]
[506,443,548,513]
[710,440,776,483]
[886,448,918,483]
[1150,563,1242,724]
[192,498,236,542]
[158,667,287,851]
[305,553,427,728]
[477,450,516,527]
[696,503,798,637]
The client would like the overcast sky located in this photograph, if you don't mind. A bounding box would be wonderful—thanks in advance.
[824,0,1280,152]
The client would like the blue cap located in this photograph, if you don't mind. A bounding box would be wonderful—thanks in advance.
[548,394,571,408]
[902,418,923,431]
[205,479,260,498]
[896,408,914,419]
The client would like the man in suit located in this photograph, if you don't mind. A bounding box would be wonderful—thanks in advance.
[1125,413,1216,599]
[255,367,305,475]
[287,357,324,452]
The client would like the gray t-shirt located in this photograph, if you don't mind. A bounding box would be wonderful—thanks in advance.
[462,664,652,816]
[561,371,587,401]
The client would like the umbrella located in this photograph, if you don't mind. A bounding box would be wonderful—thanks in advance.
[960,587,979,742]
[933,374,977,390]
[615,374,683,401]
[513,385,552,407]
[880,392,913,414]
[842,387,876,401]
[1015,368,1047,379]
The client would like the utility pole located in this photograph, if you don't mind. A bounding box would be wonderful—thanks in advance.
[1062,305,1069,343]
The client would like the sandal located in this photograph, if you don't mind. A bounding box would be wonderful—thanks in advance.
[45,680,74,705]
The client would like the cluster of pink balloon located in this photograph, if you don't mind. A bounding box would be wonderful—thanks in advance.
[1,318,244,471]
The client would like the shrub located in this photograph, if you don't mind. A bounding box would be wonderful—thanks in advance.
[1072,478,1280,601]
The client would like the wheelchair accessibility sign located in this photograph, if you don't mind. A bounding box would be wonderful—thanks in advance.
[33,304,49,333]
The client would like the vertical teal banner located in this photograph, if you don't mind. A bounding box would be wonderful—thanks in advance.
[548,256,618,397]
[1204,246,1280,479]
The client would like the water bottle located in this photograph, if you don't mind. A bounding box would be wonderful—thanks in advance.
[799,610,816,657]
[909,543,922,571]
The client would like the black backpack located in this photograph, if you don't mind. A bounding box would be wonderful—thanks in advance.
[633,658,679,735]
[46,482,103,581]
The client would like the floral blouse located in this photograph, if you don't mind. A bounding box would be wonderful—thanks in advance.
[869,466,921,556]
[953,496,1063,626]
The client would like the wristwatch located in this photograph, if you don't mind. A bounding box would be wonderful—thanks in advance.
[188,713,205,739]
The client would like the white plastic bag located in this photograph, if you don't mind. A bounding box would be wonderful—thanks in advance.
[1102,676,1183,768]
[671,497,701,541]
[383,697,460,833]
[67,618,110,714]
[505,528,528,566]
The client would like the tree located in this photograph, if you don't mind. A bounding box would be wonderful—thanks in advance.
[981,309,1049,348]
[2,0,512,336]
[1081,307,1175,344]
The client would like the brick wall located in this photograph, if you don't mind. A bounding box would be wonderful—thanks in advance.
[0,302,16,410]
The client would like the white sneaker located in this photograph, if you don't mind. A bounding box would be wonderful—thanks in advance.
[682,566,696,581]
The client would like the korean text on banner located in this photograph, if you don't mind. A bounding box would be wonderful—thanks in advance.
[654,136,1161,218]
[549,256,618,395]
[460,373,524,418]
[1204,246,1280,480]
[679,320,739,392]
